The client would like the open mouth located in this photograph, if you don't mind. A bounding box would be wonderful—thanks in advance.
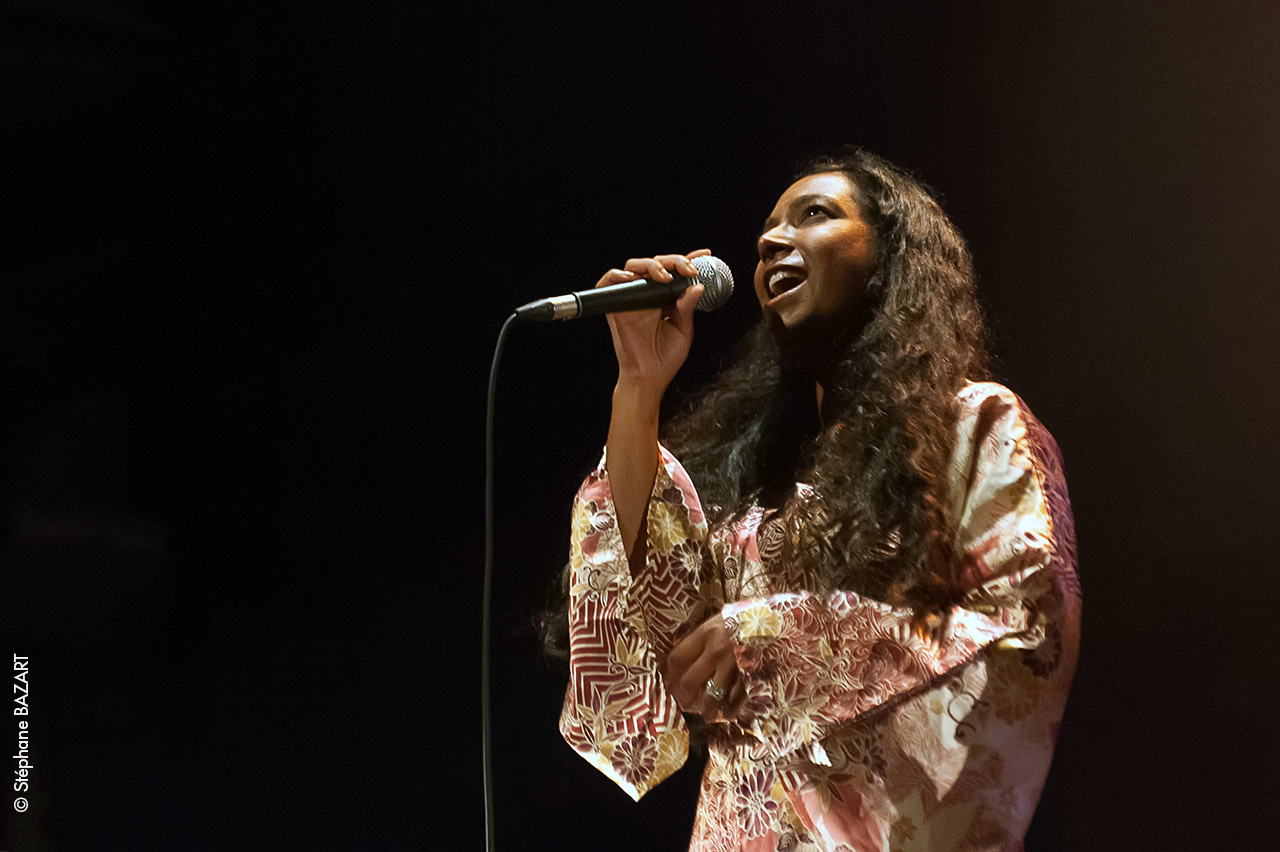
[767,269,806,297]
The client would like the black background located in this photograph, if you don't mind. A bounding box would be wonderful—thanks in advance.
[2,1,1278,849]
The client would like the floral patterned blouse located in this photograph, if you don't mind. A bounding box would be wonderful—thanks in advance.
[559,382,1081,852]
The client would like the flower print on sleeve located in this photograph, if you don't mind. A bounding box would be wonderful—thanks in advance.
[722,383,1076,767]
[558,446,714,800]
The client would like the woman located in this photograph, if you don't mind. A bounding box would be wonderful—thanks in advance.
[552,149,1080,851]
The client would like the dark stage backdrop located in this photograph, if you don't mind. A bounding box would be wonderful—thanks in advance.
[2,1,1277,849]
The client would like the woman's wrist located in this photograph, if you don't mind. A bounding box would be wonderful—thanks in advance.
[611,380,665,424]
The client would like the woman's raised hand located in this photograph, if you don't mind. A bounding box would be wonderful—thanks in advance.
[601,249,712,401]
[602,249,711,567]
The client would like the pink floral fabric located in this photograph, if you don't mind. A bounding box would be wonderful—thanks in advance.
[560,382,1081,851]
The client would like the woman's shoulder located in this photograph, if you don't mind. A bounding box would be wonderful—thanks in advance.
[951,381,1074,548]
[955,379,1019,411]
[954,381,1056,446]
[950,380,1069,500]
[952,381,1024,450]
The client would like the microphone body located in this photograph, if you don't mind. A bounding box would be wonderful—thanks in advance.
[515,255,733,322]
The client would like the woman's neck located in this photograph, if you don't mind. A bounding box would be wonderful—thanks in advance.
[814,360,842,425]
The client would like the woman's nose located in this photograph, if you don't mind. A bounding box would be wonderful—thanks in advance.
[757,228,791,262]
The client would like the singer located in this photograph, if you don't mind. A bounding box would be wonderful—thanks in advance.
[544,149,1080,851]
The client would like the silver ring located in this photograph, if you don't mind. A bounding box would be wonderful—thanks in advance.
[704,679,727,702]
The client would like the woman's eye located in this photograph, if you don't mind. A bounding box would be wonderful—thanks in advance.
[803,206,829,220]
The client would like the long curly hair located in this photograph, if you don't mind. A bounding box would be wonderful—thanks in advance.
[542,148,990,657]
[666,148,990,606]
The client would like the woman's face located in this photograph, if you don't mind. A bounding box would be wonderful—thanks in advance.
[754,172,878,345]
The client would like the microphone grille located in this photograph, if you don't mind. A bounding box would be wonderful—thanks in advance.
[691,255,734,312]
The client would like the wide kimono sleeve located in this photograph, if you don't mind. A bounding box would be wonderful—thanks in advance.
[558,445,715,800]
[724,382,1079,766]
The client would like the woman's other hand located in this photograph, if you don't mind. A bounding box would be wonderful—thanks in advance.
[661,613,749,722]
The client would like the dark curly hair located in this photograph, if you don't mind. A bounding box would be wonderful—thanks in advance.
[663,148,990,607]
[542,148,990,657]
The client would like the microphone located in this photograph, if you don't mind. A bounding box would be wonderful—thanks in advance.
[514,255,734,322]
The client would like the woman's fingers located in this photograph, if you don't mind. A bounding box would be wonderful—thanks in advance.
[670,282,703,328]
[595,267,639,288]
[661,624,706,684]
[683,658,740,720]
[706,655,741,720]
[676,656,720,717]
[609,254,703,333]
[658,253,699,279]
[661,614,749,720]
[662,628,711,713]
[723,672,749,721]
[623,256,673,281]
[620,252,710,283]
